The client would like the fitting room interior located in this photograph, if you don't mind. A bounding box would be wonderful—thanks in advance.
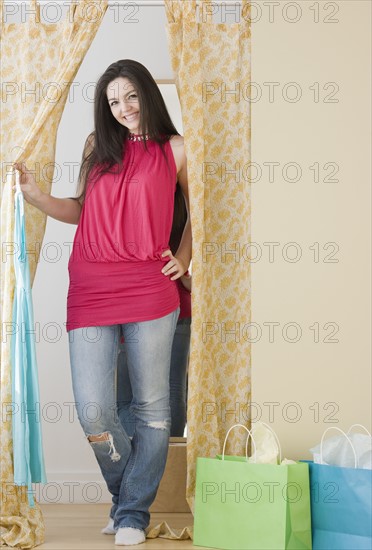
[1,1,371,549]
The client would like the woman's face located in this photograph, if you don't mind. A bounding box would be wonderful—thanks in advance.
[106,76,141,133]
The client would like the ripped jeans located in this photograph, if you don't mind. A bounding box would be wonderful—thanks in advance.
[68,307,179,531]
[117,316,191,437]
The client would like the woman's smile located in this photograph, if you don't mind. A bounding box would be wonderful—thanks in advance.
[123,112,139,121]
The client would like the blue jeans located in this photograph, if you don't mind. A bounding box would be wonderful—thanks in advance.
[117,316,190,437]
[68,307,179,531]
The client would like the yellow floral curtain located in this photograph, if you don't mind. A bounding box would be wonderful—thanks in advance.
[0,1,107,547]
[165,0,252,511]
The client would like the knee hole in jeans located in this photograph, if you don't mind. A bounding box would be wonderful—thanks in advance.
[87,431,121,462]
[146,420,170,431]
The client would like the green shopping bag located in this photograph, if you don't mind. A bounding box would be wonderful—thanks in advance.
[194,424,312,550]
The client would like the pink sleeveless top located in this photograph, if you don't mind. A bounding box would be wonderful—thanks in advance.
[66,136,180,332]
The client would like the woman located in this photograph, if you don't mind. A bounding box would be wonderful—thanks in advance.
[13,59,191,546]
[117,183,192,438]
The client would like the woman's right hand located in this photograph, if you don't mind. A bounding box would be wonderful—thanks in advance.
[12,162,44,205]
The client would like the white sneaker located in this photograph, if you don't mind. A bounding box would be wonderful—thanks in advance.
[101,517,117,535]
[115,527,146,546]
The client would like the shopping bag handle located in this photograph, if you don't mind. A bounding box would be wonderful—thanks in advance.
[222,423,257,463]
[320,426,358,468]
[347,424,372,438]
[255,422,282,464]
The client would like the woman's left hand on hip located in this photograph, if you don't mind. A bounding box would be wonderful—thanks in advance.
[161,249,187,280]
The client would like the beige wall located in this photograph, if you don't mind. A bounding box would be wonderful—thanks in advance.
[251,0,371,458]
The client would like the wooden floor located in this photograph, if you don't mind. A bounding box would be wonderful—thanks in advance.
[38,504,211,549]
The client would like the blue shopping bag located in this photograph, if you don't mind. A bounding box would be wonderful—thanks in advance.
[10,169,47,506]
[303,427,372,549]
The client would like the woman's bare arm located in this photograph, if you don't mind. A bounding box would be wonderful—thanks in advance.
[161,137,192,280]
[30,194,83,225]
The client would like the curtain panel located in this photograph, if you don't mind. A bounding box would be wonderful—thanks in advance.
[164,0,252,512]
[0,2,108,547]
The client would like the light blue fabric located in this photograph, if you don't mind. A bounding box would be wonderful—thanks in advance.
[11,183,47,507]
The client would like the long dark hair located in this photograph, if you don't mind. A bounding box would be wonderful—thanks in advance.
[169,183,188,254]
[76,59,180,203]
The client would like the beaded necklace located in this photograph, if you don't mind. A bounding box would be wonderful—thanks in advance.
[128,132,150,141]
